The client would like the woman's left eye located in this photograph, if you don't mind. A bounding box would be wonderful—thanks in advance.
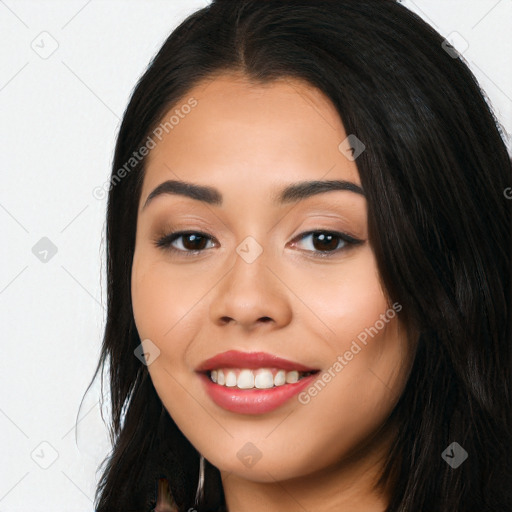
[154,230,363,257]
[292,230,362,255]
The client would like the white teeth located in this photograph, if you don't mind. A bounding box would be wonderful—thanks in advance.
[254,369,274,389]
[274,370,286,387]
[285,370,299,384]
[225,370,237,387]
[237,369,254,389]
[208,368,312,389]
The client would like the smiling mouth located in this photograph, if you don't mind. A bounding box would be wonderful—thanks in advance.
[205,368,319,390]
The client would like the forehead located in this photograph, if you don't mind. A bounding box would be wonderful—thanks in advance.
[141,72,361,203]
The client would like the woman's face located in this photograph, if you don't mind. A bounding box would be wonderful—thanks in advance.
[131,73,413,484]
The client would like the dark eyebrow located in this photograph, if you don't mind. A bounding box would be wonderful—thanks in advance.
[275,179,365,203]
[142,180,222,210]
[141,179,365,211]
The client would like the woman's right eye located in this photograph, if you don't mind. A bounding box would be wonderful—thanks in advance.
[154,231,216,256]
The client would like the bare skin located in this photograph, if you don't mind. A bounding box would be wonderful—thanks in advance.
[131,72,415,512]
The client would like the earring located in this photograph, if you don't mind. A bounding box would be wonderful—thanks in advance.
[194,454,205,507]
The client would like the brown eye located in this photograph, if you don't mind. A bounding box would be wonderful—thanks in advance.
[179,233,210,251]
[155,231,215,254]
[311,232,341,251]
[293,230,363,256]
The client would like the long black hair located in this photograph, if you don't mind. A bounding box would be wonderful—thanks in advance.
[87,1,512,510]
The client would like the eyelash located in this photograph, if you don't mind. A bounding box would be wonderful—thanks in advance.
[153,229,363,258]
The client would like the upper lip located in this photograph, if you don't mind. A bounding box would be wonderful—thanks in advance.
[196,350,319,372]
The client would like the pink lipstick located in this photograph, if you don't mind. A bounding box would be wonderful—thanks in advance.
[196,350,320,414]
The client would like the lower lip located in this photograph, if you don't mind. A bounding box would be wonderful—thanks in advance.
[198,372,318,414]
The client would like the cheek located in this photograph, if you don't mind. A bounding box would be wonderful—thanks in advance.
[132,259,173,345]
[131,254,205,420]
[131,260,195,407]
[289,247,392,352]
[131,253,208,354]
[281,248,408,448]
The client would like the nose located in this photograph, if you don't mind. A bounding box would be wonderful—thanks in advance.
[208,246,293,332]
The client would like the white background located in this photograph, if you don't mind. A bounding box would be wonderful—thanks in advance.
[1,1,511,510]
